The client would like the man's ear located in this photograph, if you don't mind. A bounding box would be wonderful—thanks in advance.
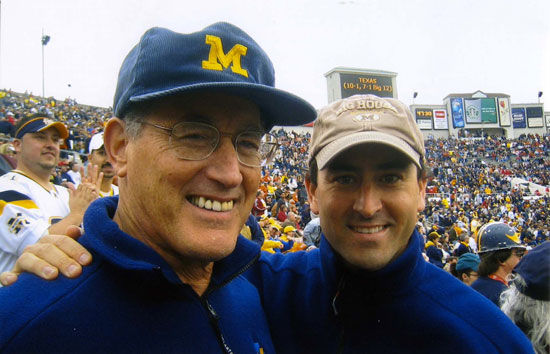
[12,139,22,154]
[417,177,428,212]
[305,176,319,215]
[103,118,129,178]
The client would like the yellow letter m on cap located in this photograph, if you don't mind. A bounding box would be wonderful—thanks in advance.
[202,35,249,78]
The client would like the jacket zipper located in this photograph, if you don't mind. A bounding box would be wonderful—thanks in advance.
[201,252,261,354]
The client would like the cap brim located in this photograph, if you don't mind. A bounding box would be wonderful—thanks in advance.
[128,82,317,130]
[39,122,69,140]
[315,131,421,170]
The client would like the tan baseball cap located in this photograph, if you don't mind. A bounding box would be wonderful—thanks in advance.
[308,94,425,170]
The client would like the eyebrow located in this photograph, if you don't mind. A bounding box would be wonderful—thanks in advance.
[179,114,264,131]
[328,159,412,172]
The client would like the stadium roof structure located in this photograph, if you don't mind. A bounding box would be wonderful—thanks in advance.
[324,67,397,77]
[443,90,510,100]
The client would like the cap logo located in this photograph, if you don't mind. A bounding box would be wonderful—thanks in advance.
[336,98,397,116]
[43,118,55,126]
[202,35,249,78]
[506,231,521,244]
[353,113,380,122]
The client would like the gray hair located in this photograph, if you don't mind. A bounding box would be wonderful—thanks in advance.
[121,104,150,138]
[500,274,550,354]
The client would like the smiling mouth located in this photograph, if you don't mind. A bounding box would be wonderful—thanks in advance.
[351,225,387,234]
[189,196,235,212]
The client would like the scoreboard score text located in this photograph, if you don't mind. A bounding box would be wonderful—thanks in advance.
[340,73,394,98]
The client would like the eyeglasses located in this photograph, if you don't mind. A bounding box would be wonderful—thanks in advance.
[512,249,525,259]
[141,121,278,167]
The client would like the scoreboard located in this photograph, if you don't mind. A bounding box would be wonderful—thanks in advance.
[325,68,397,103]
[340,73,394,98]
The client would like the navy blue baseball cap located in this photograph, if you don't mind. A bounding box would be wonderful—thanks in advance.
[15,117,69,140]
[513,241,550,301]
[113,22,316,130]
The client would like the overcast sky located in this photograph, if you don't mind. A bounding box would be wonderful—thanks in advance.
[1,0,549,110]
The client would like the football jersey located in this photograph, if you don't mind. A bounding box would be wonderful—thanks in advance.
[0,170,70,273]
[99,184,119,198]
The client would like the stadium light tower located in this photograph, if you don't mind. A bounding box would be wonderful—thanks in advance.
[41,30,50,98]
[538,91,543,104]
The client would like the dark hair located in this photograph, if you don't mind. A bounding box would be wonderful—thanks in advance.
[455,268,474,280]
[306,154,428,186]
[478,249,513,277]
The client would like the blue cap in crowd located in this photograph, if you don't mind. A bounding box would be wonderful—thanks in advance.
[513,241,550,301]
[456,253,480,272]
[15,117,69,140]
[113,22,316,130]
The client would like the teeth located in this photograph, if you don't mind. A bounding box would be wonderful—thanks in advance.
[353,225,385,234]
[190,196,234,212]
[212,201,221,211]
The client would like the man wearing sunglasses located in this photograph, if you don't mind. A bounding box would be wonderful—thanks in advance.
[472,221,527,306]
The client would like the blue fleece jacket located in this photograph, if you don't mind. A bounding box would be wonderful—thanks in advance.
[248,230,534,353]
[0,197,274,353]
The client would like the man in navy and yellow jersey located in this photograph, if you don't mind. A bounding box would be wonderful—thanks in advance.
[87,132,119,197]
[0,114,98,274]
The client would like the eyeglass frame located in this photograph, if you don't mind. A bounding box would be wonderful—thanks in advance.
[511,249,525,259]
[139,120,279,167]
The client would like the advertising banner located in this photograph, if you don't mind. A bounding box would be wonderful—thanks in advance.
[525,106,543,127]
[512,107,526,128]
[465,99,482,123]
[481,98,497,123]
[415,108,433,130]
[450,98,464,128]
[433,109,448,130]
[497,98,511,126]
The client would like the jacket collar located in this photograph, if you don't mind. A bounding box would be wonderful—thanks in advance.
[321,229,427,295]
[82,196,260,289]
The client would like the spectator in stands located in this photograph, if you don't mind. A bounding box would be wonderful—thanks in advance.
[472,222,527,306]
[240,214,265,247]
[0,116,15,137]
[453,232,472,257]
[302,216,321,248]
[66,161,82,187]
[0,114,98,273]
[251,190,266,217]
[87,132,118,197]
[0,142,16,175]
[455,252,480,286]
[425,231,445,268]
[501,242,549,354]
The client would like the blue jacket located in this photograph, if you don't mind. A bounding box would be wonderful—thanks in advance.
[248,230,534,353]
[0,197,274,353]
[471,276,508,307]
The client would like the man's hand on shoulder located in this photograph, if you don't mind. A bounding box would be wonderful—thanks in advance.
[0,225,91,286]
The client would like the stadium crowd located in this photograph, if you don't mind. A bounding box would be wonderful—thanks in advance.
[0,88,549,259]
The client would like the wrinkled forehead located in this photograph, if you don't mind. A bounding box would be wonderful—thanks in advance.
[132,92,265,131]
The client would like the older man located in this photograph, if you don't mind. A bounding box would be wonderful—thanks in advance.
[0,23,315,352]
